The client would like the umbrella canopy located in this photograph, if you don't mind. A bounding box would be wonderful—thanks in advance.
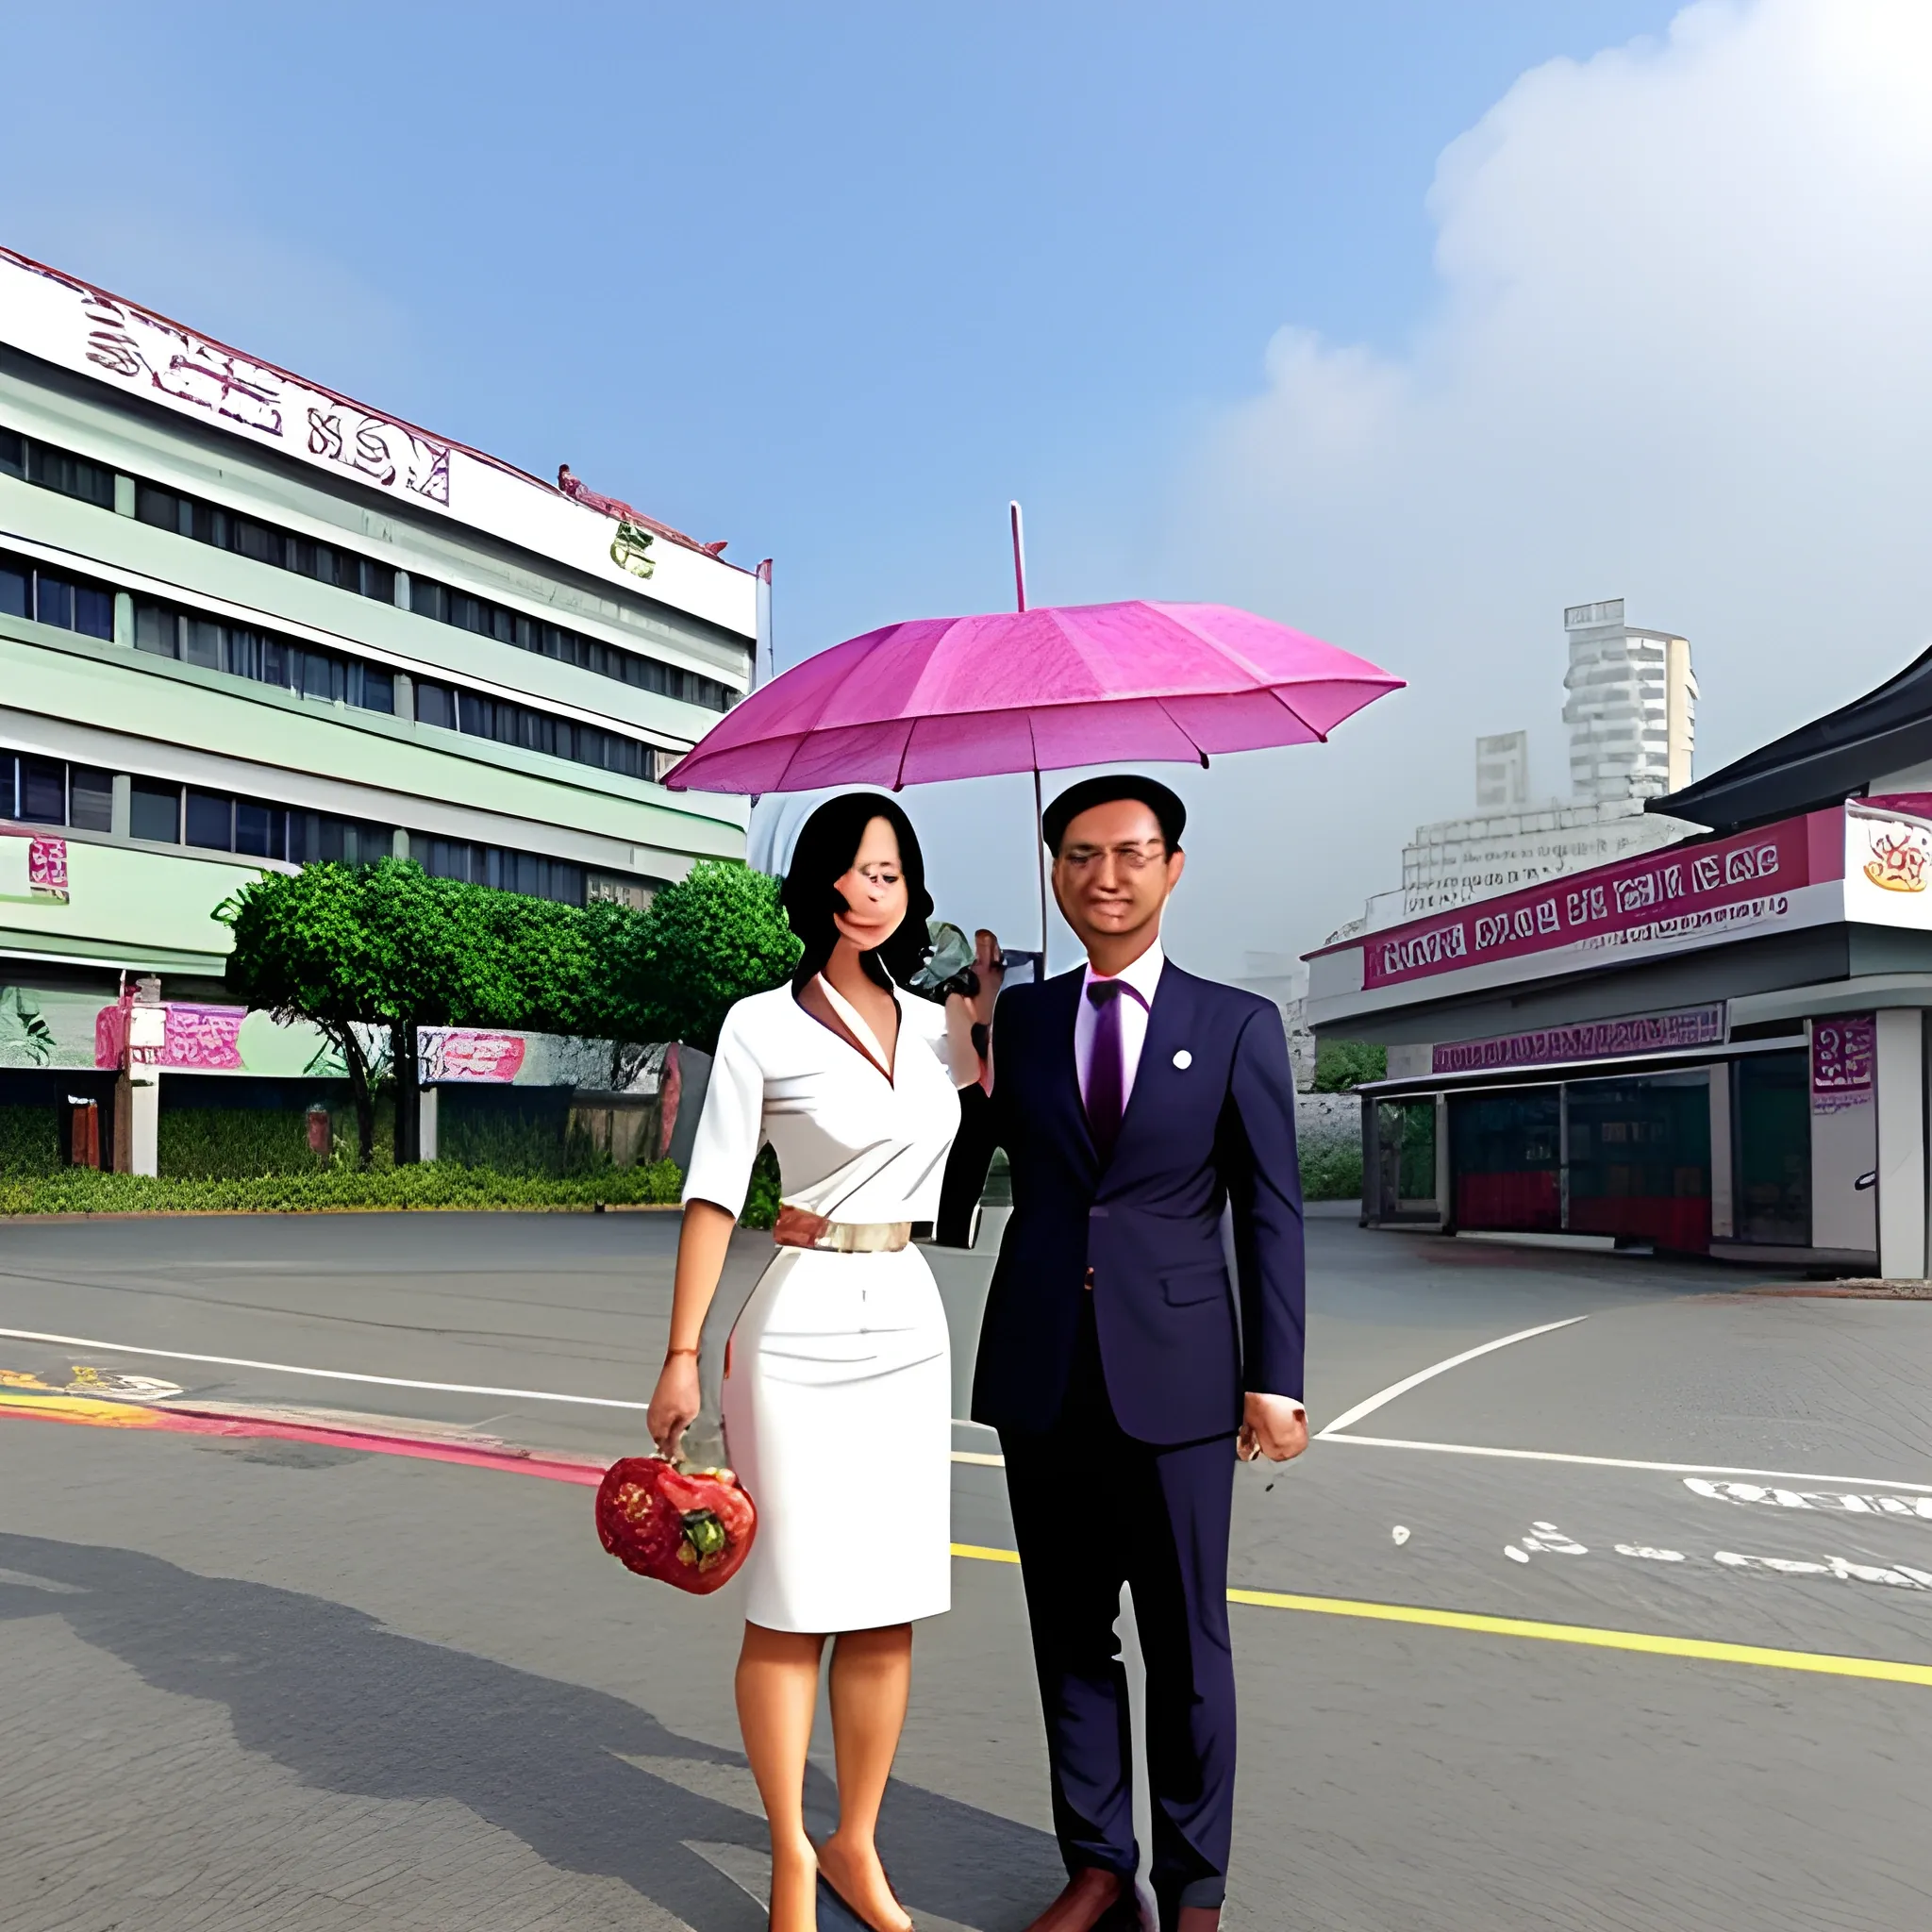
[662,600,1402,795]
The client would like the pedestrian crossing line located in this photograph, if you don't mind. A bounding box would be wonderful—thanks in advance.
[951,1543,1932,1688]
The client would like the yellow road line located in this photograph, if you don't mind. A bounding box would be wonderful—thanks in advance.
[951,1543,1932,1689]
[0,1391,166,1429]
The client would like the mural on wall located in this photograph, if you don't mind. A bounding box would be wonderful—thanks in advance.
[1811,1014,1875,1115]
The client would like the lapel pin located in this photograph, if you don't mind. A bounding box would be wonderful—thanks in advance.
[1173,1050,1192,1070]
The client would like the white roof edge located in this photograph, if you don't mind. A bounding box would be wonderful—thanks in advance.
[0,245,758,641]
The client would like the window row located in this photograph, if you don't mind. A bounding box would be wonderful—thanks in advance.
[413,681,669,783]
[4,755,597,908]
[4,420,739,711]
[134,599,395,715]
[1,754,113,832]
[0,551,115,641]
[0,428,115,510]
[414,836,585,907]
[407,575,733,711]
[136,480,397,604]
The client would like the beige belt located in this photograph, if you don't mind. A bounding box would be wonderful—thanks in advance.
[773,1204,912,1254]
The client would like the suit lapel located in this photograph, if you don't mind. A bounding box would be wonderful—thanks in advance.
[1042,968,1097,1176]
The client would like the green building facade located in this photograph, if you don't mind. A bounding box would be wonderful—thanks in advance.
[0,243,753,1160]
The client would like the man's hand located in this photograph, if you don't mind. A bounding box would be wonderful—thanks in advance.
[1238,1391,1308,1463]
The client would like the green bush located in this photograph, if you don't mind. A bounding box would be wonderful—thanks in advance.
[1313,1039,1386,1091]
[0,1106,60,1176]
[1301,1140,1364,1202]
[159,1107,325,1180]
[0,1158,686,1217]
[438,1097,605,1177]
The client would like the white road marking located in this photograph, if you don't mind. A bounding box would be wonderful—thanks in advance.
[0,1324,655,1410]
[1686,1476,1932,1518]
[0,1325,1013,1467]
[1615,1545,1686,1561]
[1316,1318,1589,1439]
[1391,1524,1410,1545]
[1321,1432,1932,1494]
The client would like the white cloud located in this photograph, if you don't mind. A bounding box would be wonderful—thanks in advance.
[1140,0,1932,977]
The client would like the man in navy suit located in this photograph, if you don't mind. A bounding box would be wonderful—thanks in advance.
[972,774,1307,1932]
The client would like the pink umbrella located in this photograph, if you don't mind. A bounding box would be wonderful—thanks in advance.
[662,513,1402,947]
[662,600,1401,796]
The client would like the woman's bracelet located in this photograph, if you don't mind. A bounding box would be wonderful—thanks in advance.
[664,1345,699,1360]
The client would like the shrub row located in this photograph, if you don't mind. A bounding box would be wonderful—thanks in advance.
[1300,1141,1364,1203]
[0,1158,686,1218]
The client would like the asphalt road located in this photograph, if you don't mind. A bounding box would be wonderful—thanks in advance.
[1,1209,1929,1930]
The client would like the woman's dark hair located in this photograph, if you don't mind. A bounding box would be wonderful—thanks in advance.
[780,793,934,993]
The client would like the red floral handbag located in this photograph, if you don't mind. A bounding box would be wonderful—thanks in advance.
[595,1457,758,1595]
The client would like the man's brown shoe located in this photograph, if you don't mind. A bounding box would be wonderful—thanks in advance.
[1022,1866,1141,1932]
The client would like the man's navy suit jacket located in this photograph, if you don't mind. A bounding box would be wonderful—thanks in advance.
[969,959,1306,1446]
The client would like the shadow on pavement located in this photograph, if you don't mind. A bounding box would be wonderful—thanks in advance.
[0,1531,1060,1932]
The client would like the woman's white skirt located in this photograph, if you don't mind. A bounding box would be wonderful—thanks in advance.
[720,1241,952,1633]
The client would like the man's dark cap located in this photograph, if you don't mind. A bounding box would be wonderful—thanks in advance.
[1042,774,1187,855]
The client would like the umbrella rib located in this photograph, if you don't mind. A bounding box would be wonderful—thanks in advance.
[1152,696,1211,765]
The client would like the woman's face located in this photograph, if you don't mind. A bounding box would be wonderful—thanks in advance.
[831,817,908,953]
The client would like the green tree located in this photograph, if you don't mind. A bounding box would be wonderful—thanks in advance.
[222,858,601,1167]
[221,862,391,1167]
[613,861,800,1053]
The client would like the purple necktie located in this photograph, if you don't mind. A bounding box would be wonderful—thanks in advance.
[1085,980,1125,1164]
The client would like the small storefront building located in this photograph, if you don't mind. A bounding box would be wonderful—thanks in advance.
[1308,653,1932,1277]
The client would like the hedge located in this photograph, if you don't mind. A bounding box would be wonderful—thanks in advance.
[1301,1141,1364,1203]
[0,1106,60,1176]
[0,1158,686,1217]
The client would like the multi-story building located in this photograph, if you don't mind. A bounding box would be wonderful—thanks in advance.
[0,245,754,1149]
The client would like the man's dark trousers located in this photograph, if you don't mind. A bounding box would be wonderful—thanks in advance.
[1000,1303,1238,1924]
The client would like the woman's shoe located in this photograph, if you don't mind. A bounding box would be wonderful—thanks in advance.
[813,1837,914,1932]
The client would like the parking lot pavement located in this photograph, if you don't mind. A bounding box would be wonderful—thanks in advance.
[3,1213,1931,1929]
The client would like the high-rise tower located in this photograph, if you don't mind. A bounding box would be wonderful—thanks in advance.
[1561,598,1696,802]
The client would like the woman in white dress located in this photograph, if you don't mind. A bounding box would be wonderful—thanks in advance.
[647,793,988,1932]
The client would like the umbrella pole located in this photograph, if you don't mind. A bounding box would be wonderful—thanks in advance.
[1033,765,1049,969]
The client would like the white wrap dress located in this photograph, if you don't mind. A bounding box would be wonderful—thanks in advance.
[683,979,961,1633]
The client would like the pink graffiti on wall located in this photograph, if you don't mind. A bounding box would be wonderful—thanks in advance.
[26,837,67,901]
[421,1030,527,1083]
[92,1003,246,1072]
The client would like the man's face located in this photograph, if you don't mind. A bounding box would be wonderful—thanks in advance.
[1051,798,1185,951]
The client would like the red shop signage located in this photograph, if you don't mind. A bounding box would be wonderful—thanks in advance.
[1357,810,1830,991]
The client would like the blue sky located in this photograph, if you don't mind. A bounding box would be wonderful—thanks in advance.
[10,2,1928,972]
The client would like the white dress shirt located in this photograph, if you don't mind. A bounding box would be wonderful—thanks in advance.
[1074,938,1166,1111]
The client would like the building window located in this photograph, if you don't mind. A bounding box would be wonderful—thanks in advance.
[408,570,735,711]
[129,779,180,844]
[2,756,117,831]
[134,598,394,715]
[415,835,586,907]
[0,427,115,510]
[0,550,115,641]
[132,479,397,605]
[4,421,742,711]
[288,811,396,865]
[411,679,663,782]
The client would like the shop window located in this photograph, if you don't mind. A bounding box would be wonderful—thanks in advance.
[130,780,180,844]
[1566,1076,1712,1253]
[1449,1089,1561,1233]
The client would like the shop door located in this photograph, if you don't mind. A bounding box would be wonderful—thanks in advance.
[1732,1051,1810,1245]
[1565,1074,1711,1253]
[1449,1089,1561,1231]
[1372,1099,1439,1222]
